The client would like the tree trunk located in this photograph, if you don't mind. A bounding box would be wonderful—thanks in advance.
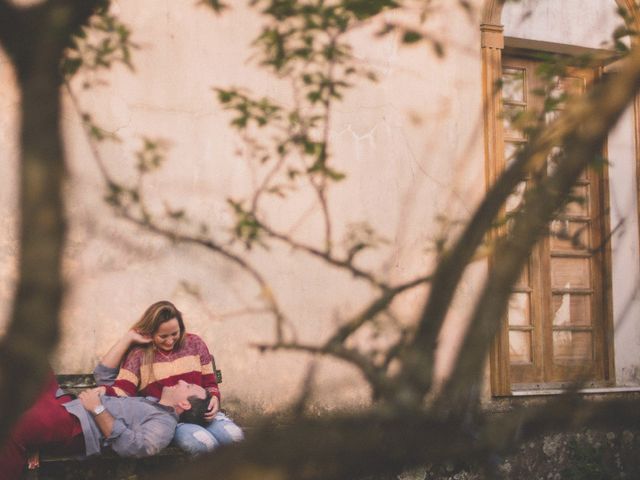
[0,52,66,446]
[0,0,102,446]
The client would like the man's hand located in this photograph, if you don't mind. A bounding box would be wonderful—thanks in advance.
[79,387,115,437]
[204,395,219,422]
[79,387,104,412]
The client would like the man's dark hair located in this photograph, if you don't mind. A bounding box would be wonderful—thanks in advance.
[179,391,212,426]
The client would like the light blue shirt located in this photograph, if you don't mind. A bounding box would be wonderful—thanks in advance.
[62,395,178,457]
[93,362,119,386]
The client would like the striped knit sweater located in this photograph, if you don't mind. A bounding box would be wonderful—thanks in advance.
[103,333,220,401]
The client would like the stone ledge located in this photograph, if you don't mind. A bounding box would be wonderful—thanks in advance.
[486,389,640,414]
[31,448,188,480]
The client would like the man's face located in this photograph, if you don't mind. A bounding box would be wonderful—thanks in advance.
[166,380,206,404]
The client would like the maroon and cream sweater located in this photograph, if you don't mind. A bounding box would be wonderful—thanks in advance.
[104,333,220,400]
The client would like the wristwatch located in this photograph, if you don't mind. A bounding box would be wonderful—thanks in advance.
[92,404,106,416]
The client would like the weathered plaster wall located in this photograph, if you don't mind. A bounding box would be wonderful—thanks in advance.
[502,0,620,50]
[608,105,640,386]
[2,0,637,411]
[0,0,488,410]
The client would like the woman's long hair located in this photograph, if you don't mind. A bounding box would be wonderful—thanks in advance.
[131,300,186,386]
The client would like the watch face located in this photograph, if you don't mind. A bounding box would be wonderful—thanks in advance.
[93,404,106,416]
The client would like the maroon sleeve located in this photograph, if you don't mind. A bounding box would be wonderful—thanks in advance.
[192,334,220,401]
[103,348,143,397]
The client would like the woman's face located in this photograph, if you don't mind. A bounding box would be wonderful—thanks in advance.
[153,318,181,352]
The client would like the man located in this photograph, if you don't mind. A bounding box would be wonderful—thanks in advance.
[0,376,211,479]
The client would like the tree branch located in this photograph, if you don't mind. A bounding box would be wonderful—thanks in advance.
[325,274,431,349]
[116,208,289,340]
[260,223,386,289]
[67,81,294,342]
[252,268,432,402]
[253,341,388,397]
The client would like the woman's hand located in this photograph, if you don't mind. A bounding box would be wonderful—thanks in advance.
[127,329,152,345]
[99,329,152,368]
[204,395,220,422]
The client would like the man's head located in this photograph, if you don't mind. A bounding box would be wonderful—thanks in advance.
[179,391,213,426]
[159,380,208,423]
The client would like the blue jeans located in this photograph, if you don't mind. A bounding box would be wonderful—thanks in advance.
[173,412,244,455]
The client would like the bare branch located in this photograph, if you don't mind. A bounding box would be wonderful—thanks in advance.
[394,149,538,403]
[314,35,339,254]
[260,223,386,289]
[250,152,288,213]
[391,274,433,293]
[253,341,387,396]
[290,360,318,418]
[325,274,431,349]
[64,83,118,185]
[67,82,293,342]
[116,208,289,341]
[252,269,432,403]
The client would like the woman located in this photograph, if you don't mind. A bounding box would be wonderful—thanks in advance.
[94,300,244,455]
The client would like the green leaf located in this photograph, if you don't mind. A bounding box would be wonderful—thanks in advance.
[199,0,229,13]
[325,167,346,181]
[589,154,609,173]
[61,58,83,77]
[232,117,249,129]
[307,91,322,103]
[308,161,346,182]
[216,89,235,103]
[402,30,422,44]
[342,0,399,20]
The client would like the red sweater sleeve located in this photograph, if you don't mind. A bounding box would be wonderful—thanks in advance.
[104,348,142,397]
[192,334,220,401]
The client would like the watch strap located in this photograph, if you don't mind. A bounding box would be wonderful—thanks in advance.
[92,404,106,416]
